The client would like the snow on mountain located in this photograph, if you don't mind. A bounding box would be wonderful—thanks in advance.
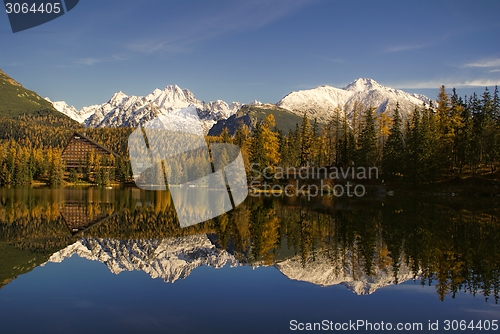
[275,249,418,295]
[277,78,431,122]
[47,79,431,132]
[47,85,243,133]
[44,97,94,123]
[43,234,239,283]
[44,233,418,294]
[142,105,206,136]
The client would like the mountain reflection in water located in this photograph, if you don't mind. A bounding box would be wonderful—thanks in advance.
[0,187,499,302]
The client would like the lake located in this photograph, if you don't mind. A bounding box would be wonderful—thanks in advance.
[0,187,499,333]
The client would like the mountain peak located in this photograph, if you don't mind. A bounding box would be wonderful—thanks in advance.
[48,85,242,130]
[108,91,129,106]
[277,78,431,122]
[163,84,183,92]
[343,78,381,92]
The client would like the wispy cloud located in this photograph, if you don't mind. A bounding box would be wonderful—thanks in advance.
[385,43,431,53]
[6,61,23,67]
[383,41,437,53]
[75,58,102,66]
[398,79,500,89]
[126,0,313,55]
[463,58,500,68]
[74,54,129,66]
[127,39,190,55]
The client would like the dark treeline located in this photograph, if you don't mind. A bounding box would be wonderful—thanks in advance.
[0,85,498,187]
[0,113,134,186]
[234,86,500,185]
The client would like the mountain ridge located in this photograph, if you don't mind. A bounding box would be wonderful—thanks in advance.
[46,78,432,132]
[44,235,239,283]
[276,78,431,122]
[45,234,418,295]
[48,85,245,132]
[0,68,64,119]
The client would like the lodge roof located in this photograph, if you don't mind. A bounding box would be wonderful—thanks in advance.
[62,131,121,158]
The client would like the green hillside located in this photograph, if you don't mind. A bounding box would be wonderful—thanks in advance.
[0,68,61,118]
[246,105,306,132]
[209,105,308,136]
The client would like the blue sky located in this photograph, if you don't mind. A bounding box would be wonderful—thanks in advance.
[1,0,499,110]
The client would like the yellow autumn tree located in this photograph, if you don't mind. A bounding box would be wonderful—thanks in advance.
[261,114,281,168]
[375,110,392,150]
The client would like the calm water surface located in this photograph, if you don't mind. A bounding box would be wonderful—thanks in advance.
[0,187,499,333]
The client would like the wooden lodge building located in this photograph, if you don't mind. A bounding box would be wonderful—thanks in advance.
[61,132,120,168]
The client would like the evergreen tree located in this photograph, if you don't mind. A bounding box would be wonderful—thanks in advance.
[233,122,252,175]
[325,105,342,166]
[69,168,78,184]
[339,104,355,167]
[436,85,454,173]
[293,123,301,166]
[250,121,265,176]
[470,93,484,171]
[220,127,231,144]
[455,95,473,174]
[419,105,437,182]
[47,148,64,186]
[311,118,319,165]
[357,107,377,167]
[277,129,288,167]
[300,113,312,166]
[493,86,500,121]
[405,108,421,185]
[382,103,404,180]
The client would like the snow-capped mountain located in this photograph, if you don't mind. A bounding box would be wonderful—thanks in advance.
[47,78,432,133]
[44,234,418,294]
[44,98,94,123]
[44,234,239,283]
[277,78,431,122]
[48,85,243,133]
[275,251,418,295]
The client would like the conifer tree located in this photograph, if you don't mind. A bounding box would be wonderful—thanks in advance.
[233,122,252,175]
[261,114,281,169]
[436,85,454,173]
[48,148,64,186]
[326,105,342,166]
[250,121,265,176]
[419,105,438,182]
[339,105,355,167]
[481,87,498,172]
[493,86,500,121]
[293,123,301,166]
[300,113,312,166]
[468,93,484,171]
[455,95,473,174]
[69,168,78,184]
[405,108,421,185]
[277,129,288,167]
[221,127,231,143]
[357,107,377,167]
[382,103,404,180]
[311,118,320,165]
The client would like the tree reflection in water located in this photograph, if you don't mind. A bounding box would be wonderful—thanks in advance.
[0,187,498,302]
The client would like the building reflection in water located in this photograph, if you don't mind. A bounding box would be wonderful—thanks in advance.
[0,187,499,302]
